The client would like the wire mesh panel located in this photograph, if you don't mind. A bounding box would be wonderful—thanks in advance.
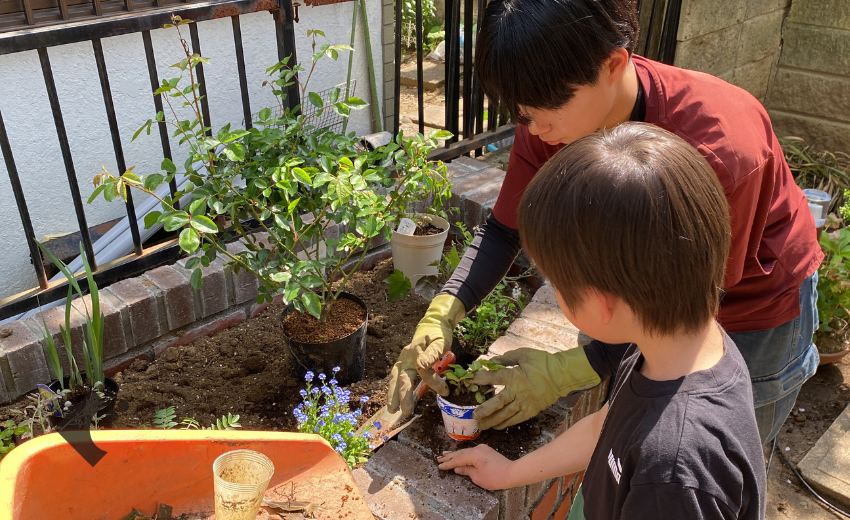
[246,80,356,134]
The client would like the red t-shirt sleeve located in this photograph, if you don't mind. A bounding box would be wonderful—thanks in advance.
[492,124,561,229]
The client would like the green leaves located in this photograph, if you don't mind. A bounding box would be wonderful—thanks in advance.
[302,291,322,320]
[190,215,218,233]
[384,269,411,301]
[162,210,190,231]
[179,228,200,253]
[308,92,324,109]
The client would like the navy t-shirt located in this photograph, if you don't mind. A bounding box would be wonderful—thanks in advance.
[580,333,766,520]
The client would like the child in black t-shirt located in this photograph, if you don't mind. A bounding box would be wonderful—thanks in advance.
[437,123,766,519]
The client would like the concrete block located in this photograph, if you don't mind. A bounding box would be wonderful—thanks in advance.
[678,0,746,40]
[787,0,850,30]
[0,320,50,397]
[719,52,777,101]
[176,257,229,318]
[365,441,499,520]
[507,318,580,352]
[142,265,197,331]
[768,110,850,155]
[488,334,541,357]
[779,23,850,76]
[353,468,449,520]
[519,302,579,333]
[675,23,741,76]
[453,156,490,171]
[768,68,850,124]
[737,9,784,66]
[71,290,128,362]
[106,278,163,347]
[498,486,527,520]
[798,402,850,507]
[531,284,558,306]
[745,0,789,19]
[448,167,507,217]
[462,177,504,230]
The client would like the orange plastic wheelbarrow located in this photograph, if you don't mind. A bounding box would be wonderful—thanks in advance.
[0,430,371,520]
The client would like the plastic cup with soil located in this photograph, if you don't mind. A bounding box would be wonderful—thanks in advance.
[213,449,275,520]
[280,292,369,386]
[390,214,450,287]
[437,359,505,441]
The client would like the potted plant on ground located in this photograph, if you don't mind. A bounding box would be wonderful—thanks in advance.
[815,226,850,364]
[91,19,452,385]
[437,359,503,441]
[36,243,120,426]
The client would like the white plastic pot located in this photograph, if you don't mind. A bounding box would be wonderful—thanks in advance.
[390,214,449,287]
[213,449,275,520]
[436,394,482,441]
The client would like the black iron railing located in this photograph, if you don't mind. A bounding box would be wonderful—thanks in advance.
[0,0,299,320]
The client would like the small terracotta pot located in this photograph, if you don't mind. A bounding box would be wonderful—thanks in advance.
[818,348,850,366]
[436,394,481,441]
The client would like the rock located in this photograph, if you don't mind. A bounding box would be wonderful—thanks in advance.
[795,413,807,422]
[367,325,384,338]
[244,355,266,374]
[113,372,124,385]
[160,347,180,363]
[145,365,159,377]
[130,359,149,372]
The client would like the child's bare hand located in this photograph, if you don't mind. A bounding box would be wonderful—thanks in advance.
[437,444,513,490]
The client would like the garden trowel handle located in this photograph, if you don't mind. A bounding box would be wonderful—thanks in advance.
[414,351,457,400]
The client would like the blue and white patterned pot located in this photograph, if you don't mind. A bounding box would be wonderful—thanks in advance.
[436,394,482,441]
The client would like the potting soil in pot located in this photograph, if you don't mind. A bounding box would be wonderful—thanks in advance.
[282,298,367,343]
[414,222,444,236]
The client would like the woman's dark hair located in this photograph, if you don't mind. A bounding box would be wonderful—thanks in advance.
[476,0,639,122]
[518,123,731,337]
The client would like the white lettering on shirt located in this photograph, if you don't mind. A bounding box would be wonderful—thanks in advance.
[607,449,622,484]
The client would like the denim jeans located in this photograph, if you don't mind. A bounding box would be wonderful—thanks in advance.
[728,271,820,444]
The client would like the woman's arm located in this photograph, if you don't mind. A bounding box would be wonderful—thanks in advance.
[438,402,609,490]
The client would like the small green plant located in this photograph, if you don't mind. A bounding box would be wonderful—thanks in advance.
[816,228,850,347]
[0,419,29,461]
[10,389,63,444]
[840,189,850,224]
[293,368,372,468]
[444,359,505,404]
[37,242,105,396]
[384,269,412,301]
[455,282,528,353]
[93,18,452,325]
[154,406,242,431]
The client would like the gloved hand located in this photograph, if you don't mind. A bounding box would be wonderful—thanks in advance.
[471,347,601,430]
[387,294,466,416]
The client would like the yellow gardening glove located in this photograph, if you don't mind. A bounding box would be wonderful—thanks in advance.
[387,294,466,416]
[471,347,601,430]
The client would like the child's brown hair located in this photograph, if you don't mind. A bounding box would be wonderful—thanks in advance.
[518,123,731,336]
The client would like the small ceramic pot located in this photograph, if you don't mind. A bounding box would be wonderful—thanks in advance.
[436,394,481,441]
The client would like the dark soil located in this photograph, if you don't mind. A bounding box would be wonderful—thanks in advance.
[282,297,367,343]
[414,223,444,236]
[442,390,485,407]
[816,329,849,354]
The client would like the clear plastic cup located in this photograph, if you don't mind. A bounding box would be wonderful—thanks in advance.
[213,449,275,520]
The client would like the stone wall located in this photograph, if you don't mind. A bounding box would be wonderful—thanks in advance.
[766,0,850,152]
[674,0,788,102]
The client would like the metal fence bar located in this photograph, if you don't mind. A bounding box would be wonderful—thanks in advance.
[444,0,460,144]
[141,29,179,208]
[657,0,681,64]
[275,0,300,112]
[22,0,34,25]
[188,22,212,134]
[472,0,485,156]
[92,38,144,256]
[414,0,424,135]
[0,109,49,290]
[92,0,103,16]
[231,15,252,130]
[392,0,402,134]
[37,47,98,270]
[461,0,472,139]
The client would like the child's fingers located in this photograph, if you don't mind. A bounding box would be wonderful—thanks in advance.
[437,448,477,470]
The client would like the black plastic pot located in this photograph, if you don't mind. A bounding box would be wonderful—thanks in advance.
[47,375,120,427]
[281,292,368,386]
[450,336,481,368]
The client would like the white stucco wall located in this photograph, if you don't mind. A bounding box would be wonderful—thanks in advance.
[0,0,383,301]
